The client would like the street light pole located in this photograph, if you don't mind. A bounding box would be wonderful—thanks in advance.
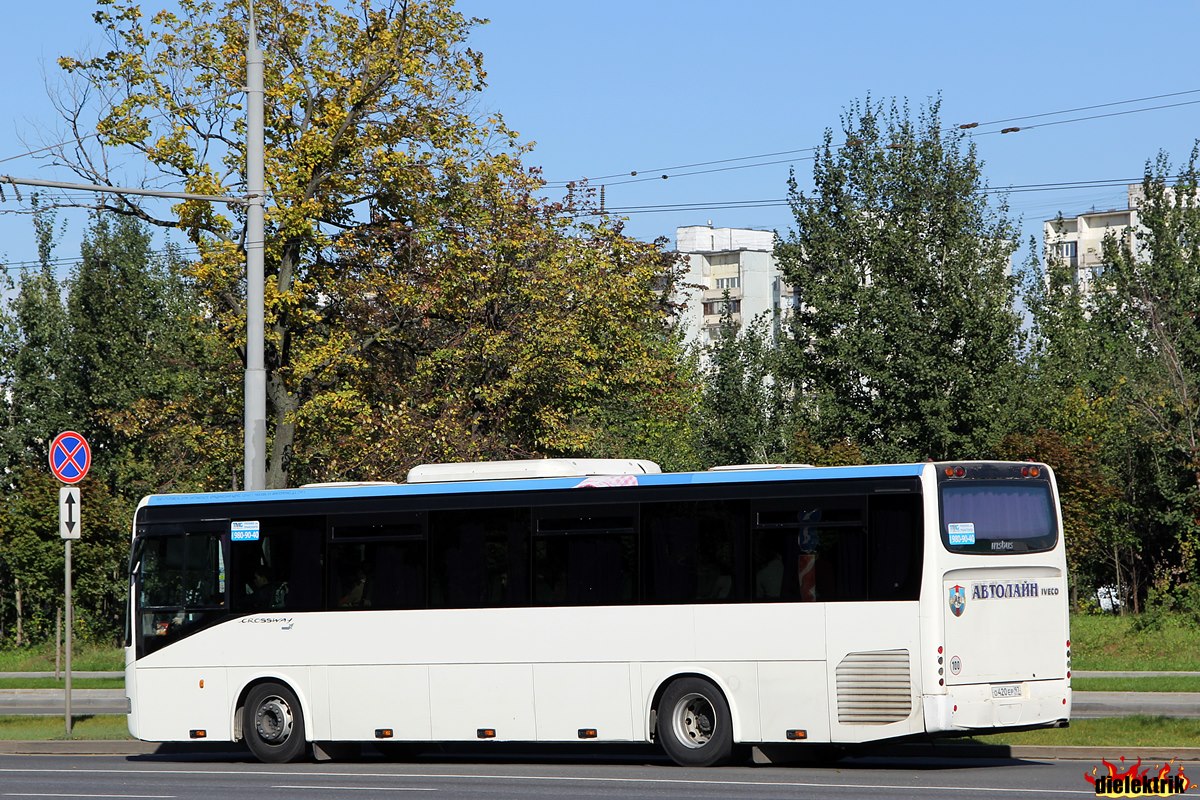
[244,2,267,492]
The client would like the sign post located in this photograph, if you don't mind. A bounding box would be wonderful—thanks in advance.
[50,431,90,737]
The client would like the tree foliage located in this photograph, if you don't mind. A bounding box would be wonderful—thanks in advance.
[1022,147,1200,612]
[0,213,224,645]
[51,0,690,487]
[697,309,786,467]
[776,97,1022,462]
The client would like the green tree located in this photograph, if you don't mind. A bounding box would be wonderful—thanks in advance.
[1024,149,1200,613]
[776,97,1023,462]
[0,205,77,645]
[305,189,697,480]
[53,1,694,487]
[53,0,528,487]
[0,212,233,646]
[1101,150,1200,505]
[0,205,74,475]
[1090,148,1200,608]
[67,214,238,495]
[697,307,787,467]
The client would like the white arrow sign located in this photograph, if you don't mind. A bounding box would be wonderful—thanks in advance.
[59,487,81,540]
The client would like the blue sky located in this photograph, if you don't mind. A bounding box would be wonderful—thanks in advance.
[2,1,1199,273]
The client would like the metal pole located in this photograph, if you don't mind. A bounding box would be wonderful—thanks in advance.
[65,540,72,737]
[0,175,244,204]
[244,5,267,492]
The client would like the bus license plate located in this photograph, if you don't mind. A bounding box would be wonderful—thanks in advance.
[991,685,1022,699]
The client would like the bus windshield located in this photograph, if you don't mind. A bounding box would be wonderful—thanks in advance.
[136,530,226,655]
[940,481,1057,554]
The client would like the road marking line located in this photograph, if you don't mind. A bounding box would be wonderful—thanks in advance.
[0,767,1096,795]
[274,787,434,793]
[2,795,174,799]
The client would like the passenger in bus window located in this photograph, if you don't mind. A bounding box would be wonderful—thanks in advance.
[755,538,784,600]
[338,563,368,607]
[248,566,287,609]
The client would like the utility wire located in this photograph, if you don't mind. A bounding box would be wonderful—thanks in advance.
[546,88,1200,188]
[965,88,1200,128]
[573,177,1156,217]
[0,89,243,166]
[1,245,202,272]
[972,99,1200,136]
[543,147,820,188]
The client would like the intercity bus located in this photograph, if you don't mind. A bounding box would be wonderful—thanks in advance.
[124,459,1071,765]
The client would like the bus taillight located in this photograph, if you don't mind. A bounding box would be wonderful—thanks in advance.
[1020,465,1041,477]
[943,467,967,477]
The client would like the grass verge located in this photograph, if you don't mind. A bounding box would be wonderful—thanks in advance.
[1071,614,1200,671]
[0,644,122,673]
[0,715,131,741]
[1073,677,1200,693]
[0,679,124,690]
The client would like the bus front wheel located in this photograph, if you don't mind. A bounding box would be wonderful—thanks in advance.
[657,677,734,767]
[244,682,307,763]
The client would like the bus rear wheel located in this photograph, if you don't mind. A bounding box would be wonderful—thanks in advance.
[657,677,734,767]
[244,682,307,763]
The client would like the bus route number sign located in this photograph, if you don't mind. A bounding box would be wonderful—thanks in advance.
[231,521,261,542]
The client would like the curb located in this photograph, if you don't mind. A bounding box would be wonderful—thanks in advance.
[0,740,159,755]
[875,743,1200,762]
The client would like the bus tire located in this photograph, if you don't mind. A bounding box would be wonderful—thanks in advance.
[244,682,307,763]
[657,677,734,767]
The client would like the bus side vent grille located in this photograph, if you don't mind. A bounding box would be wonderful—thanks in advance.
[835,649,912,725]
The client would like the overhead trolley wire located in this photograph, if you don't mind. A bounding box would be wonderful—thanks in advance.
[547,88,1200,188]
[573,176,1159,217]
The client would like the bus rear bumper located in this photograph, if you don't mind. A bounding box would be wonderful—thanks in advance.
[923,680,1071,733]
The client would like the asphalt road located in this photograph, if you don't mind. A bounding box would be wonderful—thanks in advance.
[0,751,1124,800]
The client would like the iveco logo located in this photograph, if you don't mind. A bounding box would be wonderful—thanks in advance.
[991,540,1015,551]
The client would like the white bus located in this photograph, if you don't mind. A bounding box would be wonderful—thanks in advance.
[125,459,1071,765]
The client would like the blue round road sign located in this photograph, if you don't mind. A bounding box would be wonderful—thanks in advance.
[49,431,91,484]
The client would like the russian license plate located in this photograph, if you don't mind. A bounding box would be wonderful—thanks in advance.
[991,685,1022,699]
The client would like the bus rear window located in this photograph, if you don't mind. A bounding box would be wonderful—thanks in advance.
[940,482,1057,554]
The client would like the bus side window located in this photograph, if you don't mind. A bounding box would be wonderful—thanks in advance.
[533,508,637,607]
[753,497,867,602]
[230,517,323,614]
[366,540,425,610]
[643,504,698,603]
[643,501,746,604]
[429,508,530,608]
[868,494,923,600]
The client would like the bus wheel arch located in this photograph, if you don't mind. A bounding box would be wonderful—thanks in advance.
[651,674,736,767]
[238,679,308,763]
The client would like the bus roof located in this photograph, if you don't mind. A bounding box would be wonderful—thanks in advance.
[142,462,928,507]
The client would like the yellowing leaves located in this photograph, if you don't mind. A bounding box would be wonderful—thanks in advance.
[56,0,694,486]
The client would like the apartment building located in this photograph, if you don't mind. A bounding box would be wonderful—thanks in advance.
[674,224,791,349]
[1043,184,1145,293]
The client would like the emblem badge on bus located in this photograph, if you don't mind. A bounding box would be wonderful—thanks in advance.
[949,584,966,617]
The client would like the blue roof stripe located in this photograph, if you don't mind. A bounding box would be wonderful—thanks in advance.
[144,463,926,507]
